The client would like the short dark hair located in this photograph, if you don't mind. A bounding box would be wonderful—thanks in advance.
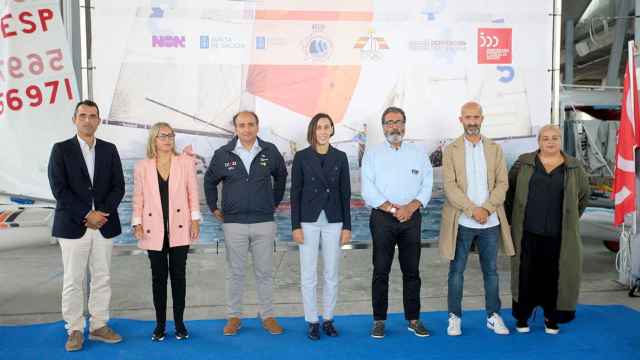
[232,111,259,126]
[307,113,335,147]
[381,106,406,124]
[74,100,100,118]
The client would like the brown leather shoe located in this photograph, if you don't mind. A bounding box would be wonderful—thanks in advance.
[65,330,84,352]
[89,326,122,343]
[223,317,242,336]
[262,317,284,335]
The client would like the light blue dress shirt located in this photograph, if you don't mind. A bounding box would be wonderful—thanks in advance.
[457,138,499,228]
[233,139,261,175]
[361,140,433,208]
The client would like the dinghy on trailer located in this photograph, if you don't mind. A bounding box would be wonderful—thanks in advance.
[0,197,55,251]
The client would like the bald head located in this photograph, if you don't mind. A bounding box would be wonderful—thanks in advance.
[460,101,483,116]
[459,101,484,137]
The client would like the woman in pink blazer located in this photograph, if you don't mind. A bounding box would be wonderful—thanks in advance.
[132,122,201,342]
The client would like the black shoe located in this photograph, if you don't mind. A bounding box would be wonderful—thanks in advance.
[370,321,385,339]
[544,319,559,335]
[407,320,430,337]
[175,327,189,340]
[152,326,166,342]
[515,319,530,333]
[322,320,338,337]
[307,322,320,340]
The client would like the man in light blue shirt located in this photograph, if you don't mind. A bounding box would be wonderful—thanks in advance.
[438,101,513,337]
[362,106,433,339]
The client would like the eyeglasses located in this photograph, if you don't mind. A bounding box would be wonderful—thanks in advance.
[156,133,175,140]
[383,120,405,127]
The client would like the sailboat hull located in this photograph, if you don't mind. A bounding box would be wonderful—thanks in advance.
[0,207,54,252]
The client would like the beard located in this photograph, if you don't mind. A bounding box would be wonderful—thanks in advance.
[385,132,403,144]
[464,125,480,136]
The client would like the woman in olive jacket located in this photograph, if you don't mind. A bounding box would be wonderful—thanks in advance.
[505,125,590,335]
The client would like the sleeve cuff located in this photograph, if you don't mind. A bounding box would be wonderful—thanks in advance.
[131,217,141,226]
[367,198,386,209]
[481,202,496,214]
[191,211,202,221]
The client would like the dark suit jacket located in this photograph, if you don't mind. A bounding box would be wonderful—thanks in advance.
[48,136,125,239]
[290,145,351,230]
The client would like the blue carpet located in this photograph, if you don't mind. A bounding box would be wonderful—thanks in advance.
[1,305,638,360]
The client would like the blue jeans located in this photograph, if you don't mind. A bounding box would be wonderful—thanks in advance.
[447,225,501,317]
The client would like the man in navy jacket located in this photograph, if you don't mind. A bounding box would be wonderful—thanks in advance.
[48,100,125,351]
[204,111,287,336]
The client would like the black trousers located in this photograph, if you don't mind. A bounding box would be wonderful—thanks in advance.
[370,209,422,321]
[148,235,189,330]
[512,231,574,323]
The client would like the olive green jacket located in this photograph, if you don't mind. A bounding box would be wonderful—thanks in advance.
[505,151,590,311]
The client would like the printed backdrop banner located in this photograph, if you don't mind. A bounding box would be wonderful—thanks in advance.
[0,0,79,200]
[93,0,551,244]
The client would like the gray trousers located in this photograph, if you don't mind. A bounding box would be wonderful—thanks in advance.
[223,221,276,318]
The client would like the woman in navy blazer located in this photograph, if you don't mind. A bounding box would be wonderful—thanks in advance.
[290,113,351,340]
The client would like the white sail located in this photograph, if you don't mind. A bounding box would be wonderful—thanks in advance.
[0,1,79,201]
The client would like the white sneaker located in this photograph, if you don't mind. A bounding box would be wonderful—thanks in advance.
[515,320,530,333]
[447,313,462,336]
[486,313,510,335]
[544,319,560,335]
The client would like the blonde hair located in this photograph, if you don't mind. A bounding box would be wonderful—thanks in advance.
[537,124,562,141]
[146,122,178,159]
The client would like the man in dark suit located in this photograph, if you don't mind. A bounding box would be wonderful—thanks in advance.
[48,100,125,352]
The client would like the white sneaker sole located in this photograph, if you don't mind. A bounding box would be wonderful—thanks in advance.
[370,333,384,339]
[544,327,560,335]
[447,330,462,336]
[223,324,241,336]
[516,327,530,333]
[407,327,430,337]
[486,323,510,335]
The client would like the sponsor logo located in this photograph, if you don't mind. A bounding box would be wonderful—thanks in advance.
[354,30,389,61]
[421,0,447,21]
[150,7,164,18]
[477,28,512,64]
[224,161,238,171]
[256,36,266,49]
[497,65,515,83]
[152,35,186,48]
[255,35,287,50]
[301,24,332,62]
[200,35,246,49]
[259,154,269,167]
[200,35,210,49]
[408,38,467,52]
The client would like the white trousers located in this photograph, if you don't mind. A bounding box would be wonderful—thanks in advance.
[58,229,113,334]
[299,211,342,323]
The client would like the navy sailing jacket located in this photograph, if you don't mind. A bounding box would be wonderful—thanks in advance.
[204,137,287,224]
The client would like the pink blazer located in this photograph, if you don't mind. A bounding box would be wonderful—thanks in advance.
[132,154,201,250]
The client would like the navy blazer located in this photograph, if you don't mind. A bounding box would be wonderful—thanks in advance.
[290,145,351,230]
[48,136,125,239]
